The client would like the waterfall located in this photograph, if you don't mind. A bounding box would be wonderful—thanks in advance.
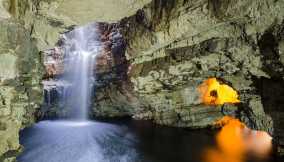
[60,23,101,120]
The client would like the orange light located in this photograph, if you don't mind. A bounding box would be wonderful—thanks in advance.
[216,117,246,158]
[198,78,240,105]
[204,116,273,162]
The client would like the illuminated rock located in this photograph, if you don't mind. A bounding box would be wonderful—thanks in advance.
[198,78,240,105]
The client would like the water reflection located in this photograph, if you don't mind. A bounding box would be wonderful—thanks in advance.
[18,120,214,162]
[204,116,273,162]
[18,119,279,162]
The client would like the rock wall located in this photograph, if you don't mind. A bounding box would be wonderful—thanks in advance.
[91,23,142,117]
[2,0,152,51]
[0,0,61,161]
[91,0,284,156]
[0,20,42,161]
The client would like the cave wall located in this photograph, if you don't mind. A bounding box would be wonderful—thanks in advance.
[91,0,284,155]
[0,1,46,161]
[97,0,284,128]
[3,0,152,51]
[0,19,42,162]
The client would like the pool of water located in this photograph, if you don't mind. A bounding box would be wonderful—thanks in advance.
[17,119,279,162]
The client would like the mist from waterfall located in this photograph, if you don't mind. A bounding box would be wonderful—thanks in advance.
[61,23,100,120]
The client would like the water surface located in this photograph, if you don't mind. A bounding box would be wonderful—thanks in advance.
[19,119,281,162]
[18,119,215,162]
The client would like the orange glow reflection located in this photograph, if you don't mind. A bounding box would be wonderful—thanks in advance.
[198,78,240,105]
[204,116,272,162]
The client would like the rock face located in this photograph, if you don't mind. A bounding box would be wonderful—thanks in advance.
[0,20,42,161]
[91,23,141,117]
[54,0,152,24]
[89,0,284,156]
[1,0,152,51]
[0,1,44,161]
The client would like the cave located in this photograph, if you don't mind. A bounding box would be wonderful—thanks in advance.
[0,0,284,162]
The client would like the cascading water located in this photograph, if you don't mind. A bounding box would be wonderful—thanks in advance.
[60,23,100,120]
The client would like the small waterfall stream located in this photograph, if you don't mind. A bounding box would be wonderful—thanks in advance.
[41,23,101,119]
[61,24,100,120]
